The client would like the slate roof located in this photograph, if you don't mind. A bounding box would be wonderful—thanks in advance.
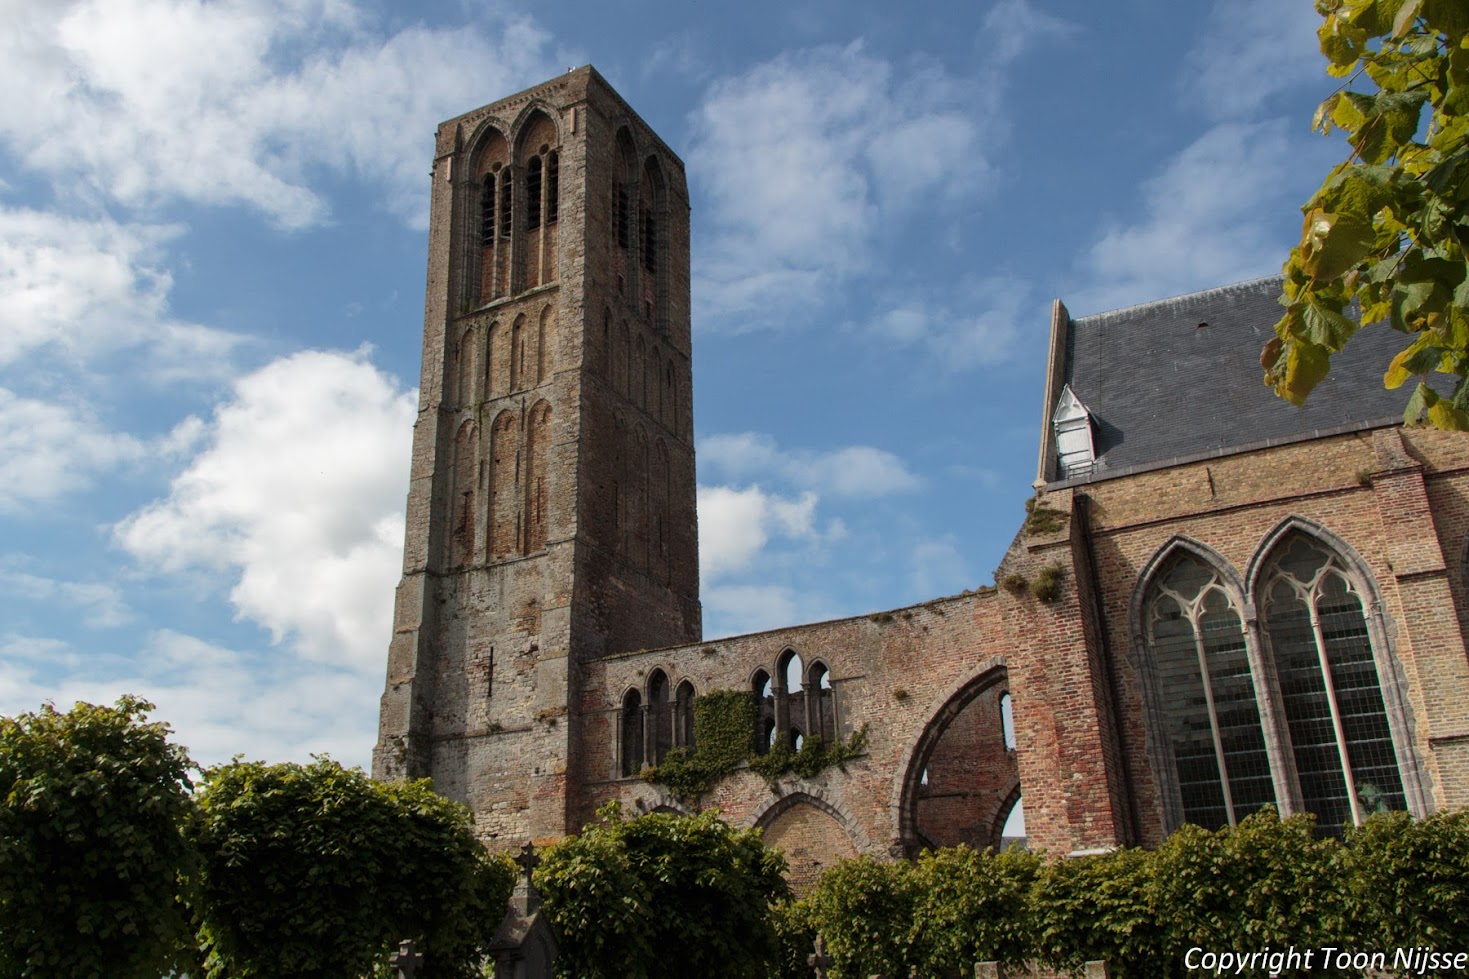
[1057,276,1405,484]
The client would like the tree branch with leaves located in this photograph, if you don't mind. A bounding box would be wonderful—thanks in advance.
[1264,0,1469,428]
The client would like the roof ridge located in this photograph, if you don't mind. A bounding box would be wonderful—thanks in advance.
[1071,275,1283,328]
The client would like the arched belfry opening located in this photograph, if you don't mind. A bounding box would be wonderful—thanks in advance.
[610,127,637,295]
[514,108,560,290]
[899,667,1021,852]
[472,127,510,302]
[638,156,668,330]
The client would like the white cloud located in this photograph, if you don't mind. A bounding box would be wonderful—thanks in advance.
[688,42,986,324]
[0,0,560,229]
[0,207,243,374]
[114,348,416,668]
[0,565,131,628]
[1184,0,1325,120]
[979,0,1079,71]
[696,484,820,582]
[699,432,921,497]
[702,584,804,638]
[0,388,147,512]
[0,630,378,766]
[864,278,1026,370]
[1070,120,1305,314]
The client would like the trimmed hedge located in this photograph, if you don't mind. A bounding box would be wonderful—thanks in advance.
[786,808,1469,979]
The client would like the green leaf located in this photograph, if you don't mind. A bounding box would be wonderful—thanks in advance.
[1301,301,1361,350]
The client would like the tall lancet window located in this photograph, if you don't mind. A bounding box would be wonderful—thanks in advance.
[1053,385,1095,478]
[499,168,513,238]
[526,156,542,230]
[480,175,496,246]
[1262,536,1406,836]
[1147,553,1275,830]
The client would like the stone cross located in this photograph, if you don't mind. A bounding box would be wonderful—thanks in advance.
[807,935,834,978]
[516,841,540,885]
[389,939,423,979]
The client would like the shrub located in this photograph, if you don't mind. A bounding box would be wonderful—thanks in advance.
[536,804,790,979]
[802,856,917,979]
[908,844,1040,973]
[193,759,512,979]
[1346,809,1469,952]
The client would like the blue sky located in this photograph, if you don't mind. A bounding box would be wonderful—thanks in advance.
[0,0,1343,769]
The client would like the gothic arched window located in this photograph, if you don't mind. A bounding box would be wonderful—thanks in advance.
[778,649,805,750]
[480,174,496,246]
[526,156,543,231]
[546,151,559,224]
[753,669,774,755]
[1261,535,1407,835]
[1145,551,1275,830]
[675,680,695,749]
[648,669,672,765]
[498,167,513,238]
[808,661,834,743]
[621,689,644,778]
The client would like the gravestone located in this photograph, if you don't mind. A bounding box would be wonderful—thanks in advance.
[487,842,558,979]
[808,936,833,978]
[389,939,423,979]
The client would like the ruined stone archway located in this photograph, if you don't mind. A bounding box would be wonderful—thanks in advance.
[753,792,860,895]
[897,666,1020,853]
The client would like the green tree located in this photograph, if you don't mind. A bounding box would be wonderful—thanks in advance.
[1264,0,1469,427]
[535,804,791,979]
[192,758,513,979]
[0,697,198,979]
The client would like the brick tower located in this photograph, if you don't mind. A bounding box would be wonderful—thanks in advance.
[373,67,701,843]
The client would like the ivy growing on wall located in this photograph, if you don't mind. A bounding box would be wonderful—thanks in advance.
[747,729,868,785]
[644,691,867,800]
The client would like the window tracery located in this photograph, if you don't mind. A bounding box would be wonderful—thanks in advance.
[1145,552,1274,830]
[1261,536,1407,835]
[1139,533,1411,836]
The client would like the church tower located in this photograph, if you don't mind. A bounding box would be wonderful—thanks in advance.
[373,68,701,843]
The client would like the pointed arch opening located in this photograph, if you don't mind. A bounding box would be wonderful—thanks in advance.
[449,420,478,570]
[455,326,476,408]
[488,410,519,559]
[523,401,552,554]
[647,669,672,765]
[675,680,696,749]
[1140,545,1274,831]
[898,666,1019,852]
[471,127,509,302]
[777,649,805,749]
[808,661,835,743]
[1256,529,1410,834]
[752,669,775,755]
[621,689,644,778]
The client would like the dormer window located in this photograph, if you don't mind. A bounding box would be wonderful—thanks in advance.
[1053,385,1095,478]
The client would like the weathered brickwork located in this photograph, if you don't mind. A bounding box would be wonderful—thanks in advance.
[376,69,1469,881]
